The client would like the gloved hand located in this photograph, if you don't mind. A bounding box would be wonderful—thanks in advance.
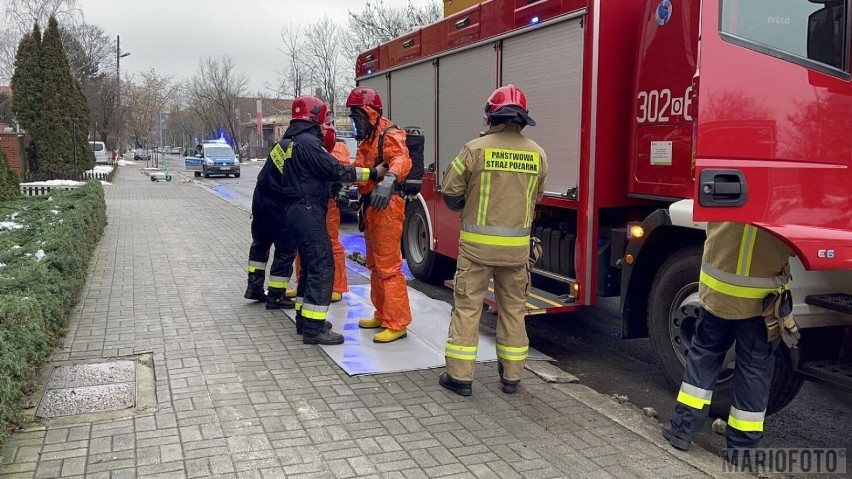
[370,173,396,210]
[335,188,350,209]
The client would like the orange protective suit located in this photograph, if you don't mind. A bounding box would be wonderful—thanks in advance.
[355,111,413,331]
[294,141,350,294]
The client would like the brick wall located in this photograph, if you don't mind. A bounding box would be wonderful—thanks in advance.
[0,132,26,174]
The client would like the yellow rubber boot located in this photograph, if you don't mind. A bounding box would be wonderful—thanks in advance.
[331,292,343,303]
[358,317,383,329]
[285,288,297,298]
[373,328,407,343]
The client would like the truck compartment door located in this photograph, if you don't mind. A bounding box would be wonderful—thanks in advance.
[501,16,584,198]
[434,43,498,258]
[693,0,852,270]
[389,61,436,175]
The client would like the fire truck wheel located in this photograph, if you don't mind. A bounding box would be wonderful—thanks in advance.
[648,246,733,418]
[402,200,452,284]
[648,246,804,417]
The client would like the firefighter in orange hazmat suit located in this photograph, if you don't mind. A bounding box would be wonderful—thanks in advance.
[346,86,412,343]
[286,115,351,302]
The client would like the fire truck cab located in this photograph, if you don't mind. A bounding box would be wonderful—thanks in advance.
[355,0,852,416]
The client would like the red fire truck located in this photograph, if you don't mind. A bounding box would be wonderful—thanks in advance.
[354,0,852,415]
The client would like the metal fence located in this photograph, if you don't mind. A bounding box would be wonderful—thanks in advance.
[21,170,110,183]
[19,170,112,197]
[20,184,82,197]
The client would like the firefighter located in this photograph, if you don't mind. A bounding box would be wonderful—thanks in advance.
[280,95,386,345]
[346,86,413,344]
[244,130,299,310]
[663,222,797,463]
[285,116,351,303]
[439,84,548,396]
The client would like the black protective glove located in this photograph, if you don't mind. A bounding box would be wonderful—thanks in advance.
[335,188,350,209]
[370,173,396,210]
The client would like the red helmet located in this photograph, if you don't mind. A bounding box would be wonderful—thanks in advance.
[292,95,328,125]
[322,115,336,152]
[346,86,383,112]
[486,84,527,114]
[484,84,535,126]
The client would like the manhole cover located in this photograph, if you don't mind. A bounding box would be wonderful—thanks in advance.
[36,361,137,419]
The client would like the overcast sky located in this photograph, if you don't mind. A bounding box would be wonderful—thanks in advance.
[77,0,434,96]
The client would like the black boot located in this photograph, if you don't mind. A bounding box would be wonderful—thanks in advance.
[244,270,266,302]
[439,373,472,397]
[302,329,344,345]
[295,313,332,334]
[497,362,519,394]
[266,288,295,310]
[296,315,343,345]
[662,425,691,451]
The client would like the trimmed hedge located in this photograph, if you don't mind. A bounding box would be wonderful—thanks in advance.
[0,181,106,445]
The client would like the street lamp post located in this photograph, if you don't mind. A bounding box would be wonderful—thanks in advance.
[116,35,130,161]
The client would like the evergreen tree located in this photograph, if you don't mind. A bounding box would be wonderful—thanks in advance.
[0,148,20,201]
[10,24,43,132]
[11,24,44,173]
[34,16,76,174]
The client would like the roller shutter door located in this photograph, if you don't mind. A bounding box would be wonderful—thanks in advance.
[389,62,436,169]
[501,18,584,197]
[437,44,497,174]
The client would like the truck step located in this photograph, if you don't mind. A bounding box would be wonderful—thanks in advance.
[796,359,852,392]
[805,293,852,315]
[444,279,581,315]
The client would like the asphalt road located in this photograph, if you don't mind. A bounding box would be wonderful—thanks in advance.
[171,156,852,474]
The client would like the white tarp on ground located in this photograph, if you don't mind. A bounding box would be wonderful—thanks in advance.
[285,267,553,376]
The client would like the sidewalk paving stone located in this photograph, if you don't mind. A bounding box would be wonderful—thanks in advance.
[0,165,725,478]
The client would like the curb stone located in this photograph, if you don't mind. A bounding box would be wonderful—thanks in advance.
[552,381,729,479]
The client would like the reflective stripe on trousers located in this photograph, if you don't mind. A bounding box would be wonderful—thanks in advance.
[676,381,713,410]
[301,303,329,321]
[268,275,288,290]
[496,344,528,362]
[248,260,266,272]
[445,342,477,361]
[728,406,765,433]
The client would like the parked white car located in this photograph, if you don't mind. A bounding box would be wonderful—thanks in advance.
[89,141,108,164]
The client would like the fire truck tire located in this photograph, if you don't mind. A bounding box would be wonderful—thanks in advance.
[403,200,452,284]
[648,246,804,417]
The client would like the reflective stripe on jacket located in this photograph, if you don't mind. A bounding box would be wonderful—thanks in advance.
[441,124,548,266]
[699,222,793,320]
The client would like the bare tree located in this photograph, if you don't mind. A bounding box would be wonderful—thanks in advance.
[124,70,178,148]
[82,73,118,146]
[186,56,249,156]
[304,17,349,113]
[344,0,441,59]
[0,0,80,81]
[272,23,308,98]
[61,22,114,83]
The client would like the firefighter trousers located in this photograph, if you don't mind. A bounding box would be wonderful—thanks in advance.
[445,254,529,382]
[247,193,296,291]
[293,199,349,294]
[671,308,779,449]
[285,199,334,335]
[363,196,411,330]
